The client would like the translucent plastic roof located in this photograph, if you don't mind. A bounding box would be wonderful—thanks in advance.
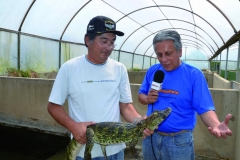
[1,0,240,60]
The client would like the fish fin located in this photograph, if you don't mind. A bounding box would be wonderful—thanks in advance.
[101,145,108,160]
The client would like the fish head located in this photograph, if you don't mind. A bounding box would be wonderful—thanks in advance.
[145,107,172,130]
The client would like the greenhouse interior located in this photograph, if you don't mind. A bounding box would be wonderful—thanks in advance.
[0,0,240,80]
[0,0,240,160]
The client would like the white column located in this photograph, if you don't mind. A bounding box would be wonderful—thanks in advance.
[236,39,240,82]
[225,47,229,79]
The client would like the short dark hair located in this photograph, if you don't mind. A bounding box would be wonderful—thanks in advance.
[85,33,98,41]
[84,33,98,47]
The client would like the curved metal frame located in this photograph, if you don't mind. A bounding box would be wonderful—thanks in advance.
[117,19,218,69]
[134,28,216,56]
[126,24,216,69]
[182,40,204,50]
[58,0,92,68]
[181,35,214,54]
[116,5,225,44]
[60,0,92,40]
[17,0,36,70]
[10,0,239,70]
[114,6,225,67]
[207,0,237,33]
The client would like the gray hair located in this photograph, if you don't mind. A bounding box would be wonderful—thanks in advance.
[153,30,182,52]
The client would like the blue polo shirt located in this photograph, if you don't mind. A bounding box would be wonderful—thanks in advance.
[139,62,215,132]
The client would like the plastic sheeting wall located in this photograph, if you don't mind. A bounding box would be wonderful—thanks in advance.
[0,30,157,74]
[0,30,239,74]
[0,31,18,73]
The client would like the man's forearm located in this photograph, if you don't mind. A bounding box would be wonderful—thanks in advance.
[119,102,141,123]
[200,110,221,128]
[47,102,77,132]
[138,94,149,105]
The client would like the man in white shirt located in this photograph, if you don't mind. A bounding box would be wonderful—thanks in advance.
[47,15,153,160]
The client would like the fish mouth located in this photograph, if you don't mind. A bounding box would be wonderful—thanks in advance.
[159,107,172,119]
[162,107,172,114]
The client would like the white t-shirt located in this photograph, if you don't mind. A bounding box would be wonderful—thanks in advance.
[49,55,133,158]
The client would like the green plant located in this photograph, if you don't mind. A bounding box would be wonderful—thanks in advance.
[7,68,38,78]
[210,61,220,71]
[132,68,140,71]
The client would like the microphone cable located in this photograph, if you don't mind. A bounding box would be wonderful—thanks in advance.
[149,69,164,160]
[151,103,158,160]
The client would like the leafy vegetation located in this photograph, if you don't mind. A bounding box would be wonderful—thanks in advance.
[7,68,38,78]
[210,61,220,72]
[128,68,141,72]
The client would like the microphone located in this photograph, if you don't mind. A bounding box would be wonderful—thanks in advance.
[150,70,165,114]
[151,70,165,91]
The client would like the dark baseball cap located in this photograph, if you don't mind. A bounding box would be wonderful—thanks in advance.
[86,16,124,36]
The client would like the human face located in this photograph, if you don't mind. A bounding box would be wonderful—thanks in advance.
[155,40,182,71]
[86,33,116,64]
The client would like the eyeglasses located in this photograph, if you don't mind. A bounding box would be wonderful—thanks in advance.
[99,40,116,49]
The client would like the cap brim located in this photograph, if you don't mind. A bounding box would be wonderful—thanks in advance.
[104,30,124,36]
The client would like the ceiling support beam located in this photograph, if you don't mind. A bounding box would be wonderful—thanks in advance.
[210,31,240,61]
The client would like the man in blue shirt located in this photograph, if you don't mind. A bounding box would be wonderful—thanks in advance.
[138,30,232,160]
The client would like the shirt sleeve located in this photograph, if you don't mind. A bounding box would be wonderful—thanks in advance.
[119,65,133,103]
[138,69,151,95]
[192,70,215,115]
[48,62,69,106]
